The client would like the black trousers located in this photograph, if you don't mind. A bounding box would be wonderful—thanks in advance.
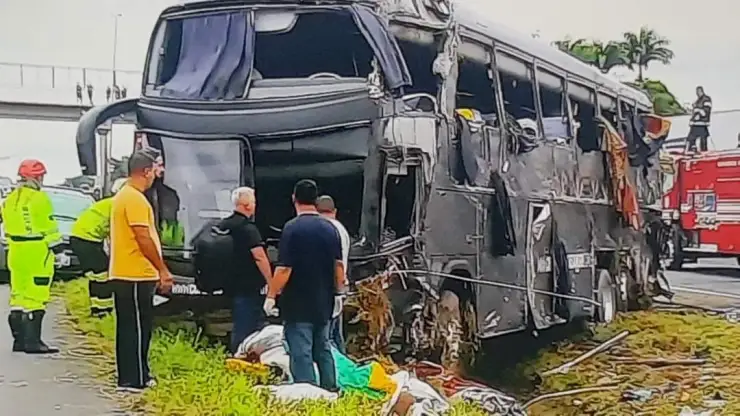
[687,125,710,152]
[112,280,156,388]
[70,237,113,315]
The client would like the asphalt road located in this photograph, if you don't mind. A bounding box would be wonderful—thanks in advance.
[664,258,740,309]
[0,286,123,416]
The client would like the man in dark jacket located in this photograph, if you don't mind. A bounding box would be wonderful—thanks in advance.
[687,86,712,152]
[265,179,345,391]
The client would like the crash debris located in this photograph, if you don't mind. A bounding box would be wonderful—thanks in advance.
[229,325,528,416]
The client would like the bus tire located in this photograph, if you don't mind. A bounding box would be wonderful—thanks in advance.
[595,268,618,324]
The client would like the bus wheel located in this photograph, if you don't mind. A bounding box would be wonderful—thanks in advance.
[595,269,618,324]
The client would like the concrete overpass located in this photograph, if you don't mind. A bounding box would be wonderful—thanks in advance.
[0,62,140,124]
[0,100,135,124]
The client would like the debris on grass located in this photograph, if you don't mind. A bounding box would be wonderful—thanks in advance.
[53,279,486,416]
[55,278,740,415]
[520,311,740,415]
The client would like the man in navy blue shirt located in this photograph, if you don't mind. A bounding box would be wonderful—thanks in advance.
[264,179,345,391]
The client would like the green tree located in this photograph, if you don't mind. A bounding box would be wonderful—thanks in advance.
[552,38,587,53]
[622,27,675,81]
[553,39,629,73]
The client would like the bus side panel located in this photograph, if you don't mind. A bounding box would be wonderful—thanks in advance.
[477,196,528,338]
[551,202,595,320]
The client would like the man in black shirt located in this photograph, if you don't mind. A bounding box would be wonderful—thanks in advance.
[220,187,273,353]
[687,86,712,152]
[265,179,345,391]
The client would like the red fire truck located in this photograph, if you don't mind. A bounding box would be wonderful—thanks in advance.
[662,110,740,269]
[662,149,740,269]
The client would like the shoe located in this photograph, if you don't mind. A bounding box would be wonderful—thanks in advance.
[116,384,146,394]
[146,378,157,388]
[22,310,60,354]
[8,311,24,352]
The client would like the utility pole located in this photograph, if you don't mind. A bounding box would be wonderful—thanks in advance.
[112,13,122,88]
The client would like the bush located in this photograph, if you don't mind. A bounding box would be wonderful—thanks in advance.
[56,279,484,415]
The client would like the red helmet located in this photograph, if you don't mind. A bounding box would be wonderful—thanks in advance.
[18,159,47,179]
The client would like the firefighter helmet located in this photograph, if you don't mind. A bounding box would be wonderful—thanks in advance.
[17,159,47,179]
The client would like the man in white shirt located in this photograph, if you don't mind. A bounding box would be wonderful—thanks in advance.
[316,195,350,353]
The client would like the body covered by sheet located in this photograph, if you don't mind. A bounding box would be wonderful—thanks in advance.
[231,325,526,415]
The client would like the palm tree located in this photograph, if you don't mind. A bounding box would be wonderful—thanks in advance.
[622,27,675,81]
[590,41,630,74]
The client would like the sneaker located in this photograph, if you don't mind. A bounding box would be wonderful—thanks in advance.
[146,378,157,388]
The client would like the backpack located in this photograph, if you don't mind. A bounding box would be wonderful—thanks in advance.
[193,222,235,294]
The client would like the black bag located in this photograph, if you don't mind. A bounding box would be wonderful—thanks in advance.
[193,223,234,293]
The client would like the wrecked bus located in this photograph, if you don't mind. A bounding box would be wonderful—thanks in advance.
[75,0,672,369]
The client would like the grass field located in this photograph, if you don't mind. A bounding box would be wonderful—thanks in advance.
[519,310,740,415]
[56,279,740,415]
[55,279,486,416]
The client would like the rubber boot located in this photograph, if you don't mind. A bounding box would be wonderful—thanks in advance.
[23,310,59,354]
[8,311,25,352]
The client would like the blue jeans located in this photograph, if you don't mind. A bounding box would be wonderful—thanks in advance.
[329,314,346,354]
[284,320,337,391]
[230,294,265,354]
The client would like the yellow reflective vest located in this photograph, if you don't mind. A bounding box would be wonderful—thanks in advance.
[0,184,63,249]
[71,197,113,243]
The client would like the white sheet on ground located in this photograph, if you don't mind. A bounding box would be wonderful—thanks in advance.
[255,383,339,401]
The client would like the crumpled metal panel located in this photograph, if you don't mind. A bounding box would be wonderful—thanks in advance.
[551,202,595,320]
[377,0,453,28]
[477,197,528,338]
[633,153,662,211]
[423,144,478,257]
[527,202,555,330]
[458,123,492,187]
[382,113,438,183]
[576,150,609,201]
[552,145,578,197]
[504,143,554,197]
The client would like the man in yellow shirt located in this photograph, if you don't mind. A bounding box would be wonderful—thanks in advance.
[70,178,127,317]
[110,149,172,393]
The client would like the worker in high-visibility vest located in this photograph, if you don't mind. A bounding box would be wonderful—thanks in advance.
[70,178,127,317]
[1,159,63,354]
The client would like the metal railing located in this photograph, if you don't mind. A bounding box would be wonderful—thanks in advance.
[0,62,143,106]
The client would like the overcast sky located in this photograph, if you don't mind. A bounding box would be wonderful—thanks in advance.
[0,0,738,181]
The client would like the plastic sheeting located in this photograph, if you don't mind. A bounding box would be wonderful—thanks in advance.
[161,12,254,99]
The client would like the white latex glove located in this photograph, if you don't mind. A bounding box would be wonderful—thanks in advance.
[53,253,68,267]
[332,295,346,319]
[263,297,279,317]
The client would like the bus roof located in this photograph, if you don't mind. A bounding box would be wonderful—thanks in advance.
[165,0,652,108]
[453,4,652,108]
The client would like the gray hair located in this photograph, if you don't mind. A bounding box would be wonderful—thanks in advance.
[231,186,255,206]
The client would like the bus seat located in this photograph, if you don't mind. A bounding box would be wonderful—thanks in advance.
[402,93,438,113]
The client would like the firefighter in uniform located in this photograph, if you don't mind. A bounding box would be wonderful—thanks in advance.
[1,159,62,354]
[69,178,127,317]
[687,86,712,152]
